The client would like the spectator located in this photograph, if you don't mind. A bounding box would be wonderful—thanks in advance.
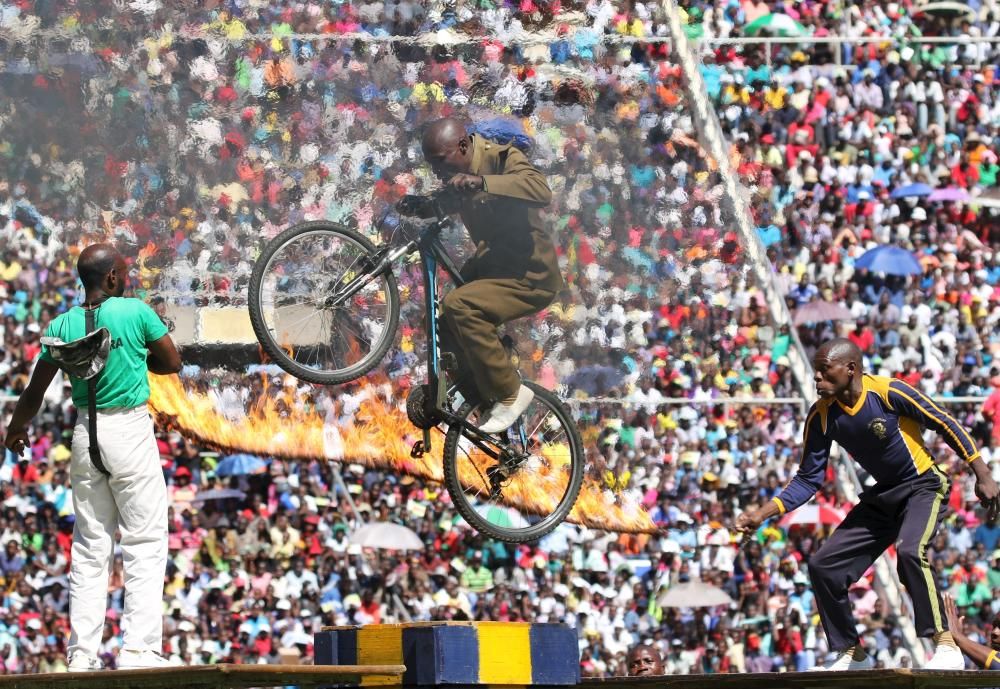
[460,552,494,595]
[876,634,912,669]
[943,593,1000,670]
[626,644,664,676]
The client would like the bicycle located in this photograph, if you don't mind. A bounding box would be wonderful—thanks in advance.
[247,193,584,542]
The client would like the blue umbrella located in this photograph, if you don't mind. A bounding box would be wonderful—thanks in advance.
[890,183,932,199]
[854,246,923,276]
[215,454,268,477]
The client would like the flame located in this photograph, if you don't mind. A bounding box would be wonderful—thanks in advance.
[135,241,161,290]
[148,375,656,534]
[137,240,159,264]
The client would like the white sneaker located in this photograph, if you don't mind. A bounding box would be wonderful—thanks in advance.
[478,385,534,433]
[118,649,173,669]
[68,653,102,672]
[924,644,966,670]
[812,649,875,671]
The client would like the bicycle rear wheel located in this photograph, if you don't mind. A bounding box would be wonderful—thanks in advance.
[441,381,585,543]
[248,221,400,385]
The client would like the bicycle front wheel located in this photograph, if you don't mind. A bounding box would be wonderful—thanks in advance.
[248,221,400,385]
[442,381,585,543]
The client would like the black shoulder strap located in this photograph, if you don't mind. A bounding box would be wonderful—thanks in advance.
[85,308,111,477]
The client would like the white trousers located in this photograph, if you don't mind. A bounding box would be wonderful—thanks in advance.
[68,404,168,658]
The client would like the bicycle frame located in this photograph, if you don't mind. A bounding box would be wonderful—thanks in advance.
[332,208,524,461]
[406,218,518,460]
[416,220,464,418]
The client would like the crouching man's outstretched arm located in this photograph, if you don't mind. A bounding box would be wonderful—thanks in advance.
[943,593,1000,670]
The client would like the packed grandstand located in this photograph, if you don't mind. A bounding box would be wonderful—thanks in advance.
[1,0,999,676]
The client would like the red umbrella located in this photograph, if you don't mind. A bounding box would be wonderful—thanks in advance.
[779,503,845,528]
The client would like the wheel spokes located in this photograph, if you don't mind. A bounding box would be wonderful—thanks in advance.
[451,394,576,534]
[257,230,393,375]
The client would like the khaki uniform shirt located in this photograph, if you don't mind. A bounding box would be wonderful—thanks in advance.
[450,135,563,293]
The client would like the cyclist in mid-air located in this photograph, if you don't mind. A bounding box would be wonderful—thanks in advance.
[247,116,586,541]
[407,117,563,433]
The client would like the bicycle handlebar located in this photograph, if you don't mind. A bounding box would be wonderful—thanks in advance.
[395,189,459,221]
[328,192,457,309]
[393,191,458,247]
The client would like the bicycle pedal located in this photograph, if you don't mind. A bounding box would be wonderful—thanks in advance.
[410,441,425,459]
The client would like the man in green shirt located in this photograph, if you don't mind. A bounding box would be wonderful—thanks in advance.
[989,551,1000,590]
[2,243,181,671]
[459,551,494,595]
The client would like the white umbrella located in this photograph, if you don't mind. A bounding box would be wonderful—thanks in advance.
[190,488,247,503]
[743,13,810,37]
[658,581,733,608]
[348,522,424,551]
[976,188,1000,208]
[913,1,977,18]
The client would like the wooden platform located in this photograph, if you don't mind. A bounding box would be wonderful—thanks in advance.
[585,669,1000,688]
[2,665,996,688]
[0,663,404,689]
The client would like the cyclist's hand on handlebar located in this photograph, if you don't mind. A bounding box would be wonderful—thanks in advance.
[445,173,485,193]
[395,195,436,218]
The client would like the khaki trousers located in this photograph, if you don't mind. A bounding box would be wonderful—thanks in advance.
[440,277,555,403]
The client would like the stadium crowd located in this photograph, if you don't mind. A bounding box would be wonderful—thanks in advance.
[0,0,999,677]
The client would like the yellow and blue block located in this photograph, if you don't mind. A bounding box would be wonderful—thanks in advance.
[315,622,579,686]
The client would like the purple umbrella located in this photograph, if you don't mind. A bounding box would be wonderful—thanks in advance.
[928,187,970,203]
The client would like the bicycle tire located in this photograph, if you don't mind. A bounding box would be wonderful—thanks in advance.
[248,221,400,386]
[441,381,585,543]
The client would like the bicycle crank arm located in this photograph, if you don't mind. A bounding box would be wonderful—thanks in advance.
[438,415,507,460]
[410,427,434,459]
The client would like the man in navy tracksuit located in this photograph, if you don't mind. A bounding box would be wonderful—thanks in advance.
[735,338,999,671]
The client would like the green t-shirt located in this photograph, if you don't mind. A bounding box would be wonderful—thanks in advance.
[618,425,636,448]
[772,334,790,360]
[979,163,998,188]
[460,565,494,592]
[39,297,168,409]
